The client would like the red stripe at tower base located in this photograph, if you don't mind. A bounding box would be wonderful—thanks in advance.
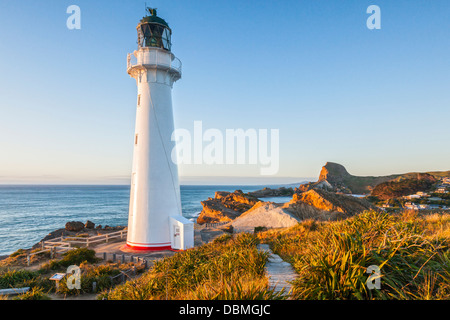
[125,243,172,251]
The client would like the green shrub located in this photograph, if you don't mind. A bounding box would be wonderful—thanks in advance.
[9,249,27,258]
[56,262,137,296]
[40,248,99,271]
[13,287,50,300]
[0,269,38,289]
[254,226,268,233]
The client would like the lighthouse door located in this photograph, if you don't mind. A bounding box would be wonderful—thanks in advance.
[173,225,181,249]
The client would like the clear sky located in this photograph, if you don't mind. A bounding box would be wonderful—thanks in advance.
[0,0,449,185]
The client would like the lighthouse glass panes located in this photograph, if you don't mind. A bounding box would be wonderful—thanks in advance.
[138,23,172,51]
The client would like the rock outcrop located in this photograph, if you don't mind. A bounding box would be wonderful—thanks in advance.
[65,221,85,232]
[298,162,450,195]
[303,162,400,194]
[197,190,260,224]
[283,189,376,221]
[85,220,95,229]
[247,187,294,198]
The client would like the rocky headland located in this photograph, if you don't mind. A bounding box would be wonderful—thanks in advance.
[282,189,376,221]
[196,161,450,229]
[196,190,260,224]
[247,186,294,198]
[297,162,450,196]
[196,182,376,228]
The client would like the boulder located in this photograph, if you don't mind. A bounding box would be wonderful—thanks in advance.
[65,221,85,232]
[85,220,95,229]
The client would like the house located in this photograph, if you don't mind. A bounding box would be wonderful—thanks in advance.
[404,192,429,200]
[404,202,419,210]
[436,187,449,194]
[404,194,421,200]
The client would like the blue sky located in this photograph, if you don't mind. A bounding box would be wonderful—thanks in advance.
[0,0,449,184]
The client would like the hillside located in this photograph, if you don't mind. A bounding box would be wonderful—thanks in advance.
[283,189,376,221]
[299,162,450,195]
[371,173,437,200]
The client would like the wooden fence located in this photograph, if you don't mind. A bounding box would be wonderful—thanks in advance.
[204,221,229,228]
[27,230,128,266]
[99,252,150,269]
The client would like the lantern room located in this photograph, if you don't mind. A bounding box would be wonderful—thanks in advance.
[137,8,172,51]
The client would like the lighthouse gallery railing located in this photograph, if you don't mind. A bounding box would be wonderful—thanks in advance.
[127,51,182,74]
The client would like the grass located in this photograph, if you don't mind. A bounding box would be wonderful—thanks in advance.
[258,210,450,299]
[56,261,145,296]
[2,211,449,300]
[0,269,39,289]
[102,233,285,300]
[0,248,143,299]
[40,247,100,271]
[13,287,51,300]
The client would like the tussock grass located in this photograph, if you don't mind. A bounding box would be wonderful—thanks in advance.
[0,248,140,298]
[258,210,450,300]
[40,247,99,271]
[13,287,50,300]
[103,233,284,300]
[0,269,38,289]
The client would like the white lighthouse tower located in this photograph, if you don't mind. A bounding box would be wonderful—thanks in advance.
[126,8,193,251]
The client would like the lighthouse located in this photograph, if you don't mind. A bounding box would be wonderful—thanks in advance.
[126,8,193,251]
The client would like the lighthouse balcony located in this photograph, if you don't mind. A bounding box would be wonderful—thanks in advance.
[127,49,182,80]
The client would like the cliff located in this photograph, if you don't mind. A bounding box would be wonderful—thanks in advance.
[198,187,375,226]
[197,163,449,226]
[299,162,450,195]
[196,190,260,224]
[283,189,376,221]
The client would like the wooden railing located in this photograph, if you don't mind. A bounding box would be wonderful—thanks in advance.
[41,229,127,248]
[204,221,229,228]
[27,230,128,266]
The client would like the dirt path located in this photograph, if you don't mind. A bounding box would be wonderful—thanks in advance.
[257,244,297,296]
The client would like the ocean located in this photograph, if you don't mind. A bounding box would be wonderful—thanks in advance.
[0,185,294,256]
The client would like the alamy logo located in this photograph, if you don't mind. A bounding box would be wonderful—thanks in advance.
[367,5,381,30]
[66,5,81,30]
[171,121,280,175]
[366,265,381,290]
[66,265,81,290]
